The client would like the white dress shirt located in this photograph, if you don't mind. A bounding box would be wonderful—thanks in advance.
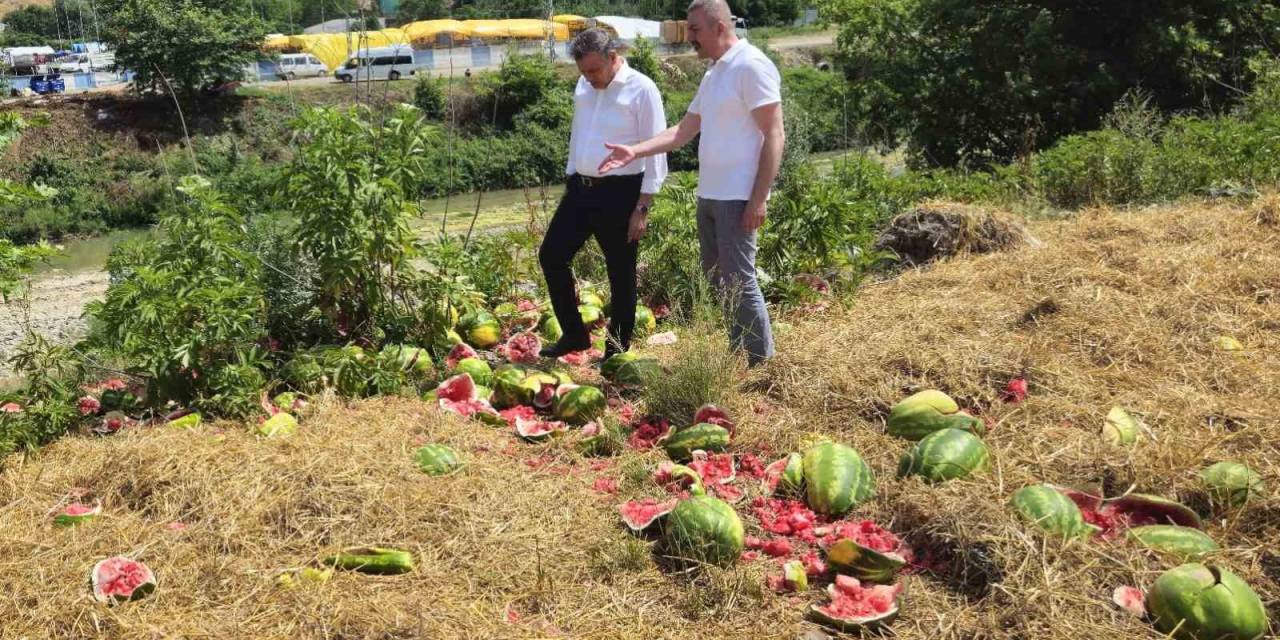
[567,60,668,195]
[687,39,782,201]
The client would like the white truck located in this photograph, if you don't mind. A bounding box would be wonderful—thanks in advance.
[56,52,116,74]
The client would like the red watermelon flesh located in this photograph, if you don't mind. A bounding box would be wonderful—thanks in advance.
[445,343,478,370]
[92,556,156,602]
[709,482,745,503]
[439,398,496,418]
[815,575,901,622]
[499,405,537,427]
[693,404,735,435]
[820,520,913,564]
[580,421,601,437]
[752,498,821,543]
[618,498,678,532]
[504,332,541,365]
[1112,585,1146,617]
[532,383,558,410]
[687,451,736,485]
[63,503,97,516]
[627,418,672,450]
[736,453,766,479]
[515,417,566,439]
[437,374,478,402]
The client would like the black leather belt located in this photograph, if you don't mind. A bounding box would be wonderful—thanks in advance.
[573,173,642,188]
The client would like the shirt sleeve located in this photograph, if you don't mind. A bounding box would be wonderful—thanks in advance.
[638,81,668,194]
[687,75,706,115]
[741,55,782,111]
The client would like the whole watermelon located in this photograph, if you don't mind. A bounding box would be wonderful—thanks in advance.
[554,385,606,424]
[1199,462,1264,509]
[664,495,745,567]
[1010,484,1097,539]
[414,444,462,476]
[1147,563,1268,640]
[802,442,875,516]
[897,428,989,483]
[886,389,984,440]
[458,310,501,349]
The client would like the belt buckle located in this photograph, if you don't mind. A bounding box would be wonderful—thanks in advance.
[580,175,595,188]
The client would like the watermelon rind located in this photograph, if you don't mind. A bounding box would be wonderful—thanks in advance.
[808,582,901,632]
[554,385,606,425]
[90,556,157,603]
[897,428,989,483]
[414,444,462,476]
[802,442,875,516]
[1010,484,1098,539]
[323,547,416,575]
[256,412,299,438]
[1147,563,1267,640]
[1107,493,1203,530]
[1102,406,1142,446]
[664,495,745,567]
[886,389,984,440]
[825,538,907,583]
[1126,525,1219,560]
[663,423,730,462]
[1199,462,1264,509]
[53,501,103,528]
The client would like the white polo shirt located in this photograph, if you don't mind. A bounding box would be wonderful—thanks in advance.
[566,60,669,195]
[687,39,782,201]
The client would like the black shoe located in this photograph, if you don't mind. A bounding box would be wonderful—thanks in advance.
[539,339,591,359]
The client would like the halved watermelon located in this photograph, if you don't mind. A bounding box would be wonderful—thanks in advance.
[693,404,736,435]
[91,556,156,603]
[809,575,901,632]
[515,417,567,441]
[618,497,678,532]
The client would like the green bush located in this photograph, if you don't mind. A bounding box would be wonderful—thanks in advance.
[413,75,448,120]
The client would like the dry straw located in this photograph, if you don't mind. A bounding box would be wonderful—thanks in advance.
[1,198,1277,639]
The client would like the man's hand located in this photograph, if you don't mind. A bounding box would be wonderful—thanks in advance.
[598,143,637,174]
[627,206,649,243]
[742,200,767,232]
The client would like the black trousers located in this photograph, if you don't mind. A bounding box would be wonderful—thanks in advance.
[538,173,643,353]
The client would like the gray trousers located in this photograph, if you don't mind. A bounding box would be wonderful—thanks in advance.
[696,198,775,364]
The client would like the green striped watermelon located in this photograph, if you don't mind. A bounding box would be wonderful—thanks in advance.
[1126,525,1219,559]
[601,352,660,386]
[663,423,731,462]
[554,385,606,425]
[886,389,984,440]
[323,547,416,575]
[1147,563,1268,640]
[635,305,657,334]
[538,314,563,343]
[802,442,876,516]
[763,452,805,495]
[458,310,501,348]
[578,304,603,327]
[579,291,605,309]
[1200,462,1264,509]
[414,444,462,476]
[664,495,745,567]
[1010,484,1098,539]
[897,428,990,483]
[452,357,493,387]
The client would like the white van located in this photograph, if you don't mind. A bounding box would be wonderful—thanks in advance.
[335,46,419,82]
[277,53,328,79]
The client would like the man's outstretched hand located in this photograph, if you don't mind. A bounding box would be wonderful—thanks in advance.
[597,143,637,175]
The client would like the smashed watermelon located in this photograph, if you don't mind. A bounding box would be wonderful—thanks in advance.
[627,417,672,450]
[687,451,736,485]
[693,404,736,435]
[445,343,478,370]
[618,498,678,532]
[809,575,902,631]
[515,417,567,441]
[504,332,542,365]
[91,556,156,603]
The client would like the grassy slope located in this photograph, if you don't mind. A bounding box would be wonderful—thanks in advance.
[0,197,1277,638]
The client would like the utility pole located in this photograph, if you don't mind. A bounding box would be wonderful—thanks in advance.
[545,0,554,59]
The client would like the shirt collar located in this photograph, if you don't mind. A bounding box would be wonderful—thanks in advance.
[610,59,634,87]
[713,38,749,66]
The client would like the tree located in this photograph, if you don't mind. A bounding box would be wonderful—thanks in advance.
[392,0,447,26]
[822,0,1280,167]
[2,6,59,38]
[626,36,665,88]
[731,0,801,27]
[100,0,266,97]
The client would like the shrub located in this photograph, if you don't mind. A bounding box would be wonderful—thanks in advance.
[413,75,448,120]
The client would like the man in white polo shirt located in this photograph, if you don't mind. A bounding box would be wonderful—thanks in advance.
[538,28,669,361]
[598,0,783,366]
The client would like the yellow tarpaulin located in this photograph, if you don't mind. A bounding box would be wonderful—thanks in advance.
[271,30,412,70]
[504,19,569,41]
[552,14,589,35]
[403,19,470,47]
[262,34,293,52]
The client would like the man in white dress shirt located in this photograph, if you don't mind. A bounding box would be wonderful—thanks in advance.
[597,0,782,366]
[538,28,669,360]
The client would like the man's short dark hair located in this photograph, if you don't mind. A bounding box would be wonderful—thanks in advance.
[571,28,620,61]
